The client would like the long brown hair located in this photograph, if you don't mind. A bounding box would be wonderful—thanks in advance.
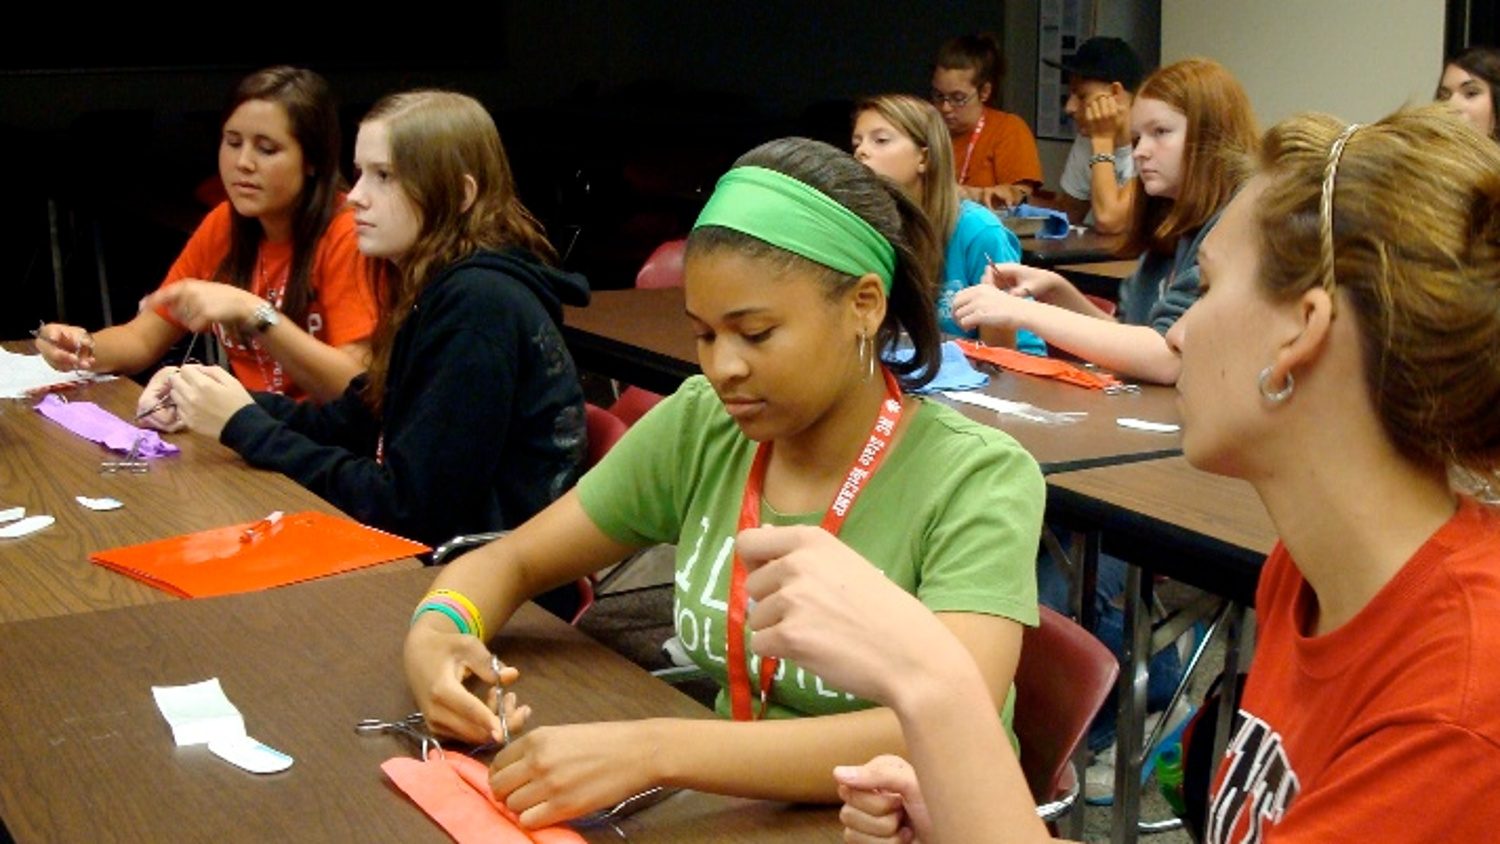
[215,66,344,328]
[1123,58,1259,256]
[361,90,557,409]
[854,94,959,248]
[1255,106,1500,479]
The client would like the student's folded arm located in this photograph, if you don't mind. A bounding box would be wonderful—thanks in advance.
[1089,179,1135,235]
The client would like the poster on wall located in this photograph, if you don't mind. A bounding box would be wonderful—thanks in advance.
[1037,0,1095,140]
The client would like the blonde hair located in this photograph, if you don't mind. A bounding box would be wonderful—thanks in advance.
[855,94,959,245]
[1256,105,1500,479]
[1124,58,1260,256]
[360,90,557,409]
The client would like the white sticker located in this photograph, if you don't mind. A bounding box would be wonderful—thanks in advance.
[0,515,55,539]
[0,507,23,523]
[208,735,294,774]
[76,496,124,511]
[1116,417,1181,434]
[151,678,246,747]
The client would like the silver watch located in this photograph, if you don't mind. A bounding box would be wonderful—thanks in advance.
[250,302,281,333]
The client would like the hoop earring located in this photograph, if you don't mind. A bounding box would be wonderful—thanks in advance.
[858,331,875,382]
[1258,366,1294,404]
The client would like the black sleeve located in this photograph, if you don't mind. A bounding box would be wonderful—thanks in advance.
[218,297,521,546]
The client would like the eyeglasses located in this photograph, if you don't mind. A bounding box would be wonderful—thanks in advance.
[930,89,976,108]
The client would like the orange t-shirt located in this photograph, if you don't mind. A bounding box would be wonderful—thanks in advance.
[950,107,1044,188]
[155,202,377,399]
[1206,497,1500,842]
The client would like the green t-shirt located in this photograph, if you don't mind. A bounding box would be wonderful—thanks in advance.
[577,376,1043,722]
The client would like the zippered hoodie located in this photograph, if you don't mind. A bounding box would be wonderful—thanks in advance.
[221,248,589,548]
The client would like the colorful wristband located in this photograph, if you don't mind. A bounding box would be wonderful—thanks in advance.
[429,589,487,642]
[410,602,472,636]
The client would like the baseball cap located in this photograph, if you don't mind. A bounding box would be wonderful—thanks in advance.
[1044,37,1145,91]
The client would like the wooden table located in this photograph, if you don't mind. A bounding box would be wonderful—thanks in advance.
[1046,457,1275,843]
[563,288,1182,474]
[0,566,841,842]
[563,288,696,396]
[0,350,414,623]
[1047,457,1274,602]
[1020,230,1125,268]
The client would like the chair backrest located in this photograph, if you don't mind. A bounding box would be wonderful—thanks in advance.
[585,403,629,469]
[1013,605,1120,804]
[1084,293,1118,318]
[608,386,665,428]
[634,239,687,289]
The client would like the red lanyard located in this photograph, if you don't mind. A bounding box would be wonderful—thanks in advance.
[957,110,987,184]
[725,367,905,720]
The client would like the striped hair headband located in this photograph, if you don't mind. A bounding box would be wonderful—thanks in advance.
[1318,122,1362,295]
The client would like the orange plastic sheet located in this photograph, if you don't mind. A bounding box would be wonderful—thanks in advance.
[953,338,1124,390]
[90,511,427,598]
[383,754,586,844]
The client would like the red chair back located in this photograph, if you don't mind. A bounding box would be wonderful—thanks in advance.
[608,386,665,428]
[585,403,629,469]
[635,239,687,289]
[1013,605,1120,804]
[1084,293,1118,318]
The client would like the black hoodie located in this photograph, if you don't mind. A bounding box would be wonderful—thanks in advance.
[221,248,590,549]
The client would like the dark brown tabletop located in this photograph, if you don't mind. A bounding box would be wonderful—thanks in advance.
[562,289,1181,474]
[0,344,415,623]
[936,369,1181,474]
[563,288,697,395]
[1046,456,1277,603]
[1019,230,1126,268]
[0,566,841,842]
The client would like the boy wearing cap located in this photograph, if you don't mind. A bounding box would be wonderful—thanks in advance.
[1048,37,1145,234]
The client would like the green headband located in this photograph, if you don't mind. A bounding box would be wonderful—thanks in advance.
[692,165,897,292]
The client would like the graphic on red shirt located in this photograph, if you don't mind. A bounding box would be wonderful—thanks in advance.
[1208,712,1301,843]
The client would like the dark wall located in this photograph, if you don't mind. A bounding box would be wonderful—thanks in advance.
[2,3,1024,333]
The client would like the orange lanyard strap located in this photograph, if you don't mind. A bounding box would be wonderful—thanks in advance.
[957,110,987,184]
[725,367,904,720]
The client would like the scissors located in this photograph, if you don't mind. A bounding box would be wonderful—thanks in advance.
[100,434,149,474]
[356,711,443,761]
[570,786,680,831]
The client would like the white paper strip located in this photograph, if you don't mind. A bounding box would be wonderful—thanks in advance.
[1116,417,1181,434]
[0,515,54,538]
[151,678,247,747]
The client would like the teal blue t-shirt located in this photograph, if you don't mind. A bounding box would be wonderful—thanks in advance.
[576,376,1043,726]
[939,200,1047,355]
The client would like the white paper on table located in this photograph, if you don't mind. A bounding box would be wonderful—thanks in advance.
[151,678,247,747]
[941,391,1085,425]
[1116,417,1181,434]
[0,507,23,523]
[0,515,54,538]
[0,347,110,399]
[76,496,124,511]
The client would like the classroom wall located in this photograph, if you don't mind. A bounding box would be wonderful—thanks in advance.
[1161,0,1446,127]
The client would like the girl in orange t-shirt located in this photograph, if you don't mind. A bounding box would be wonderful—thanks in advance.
[38,66,377,404]
[931,33,1044,211]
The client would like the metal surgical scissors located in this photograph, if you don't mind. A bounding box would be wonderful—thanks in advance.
[356,711,443,760]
